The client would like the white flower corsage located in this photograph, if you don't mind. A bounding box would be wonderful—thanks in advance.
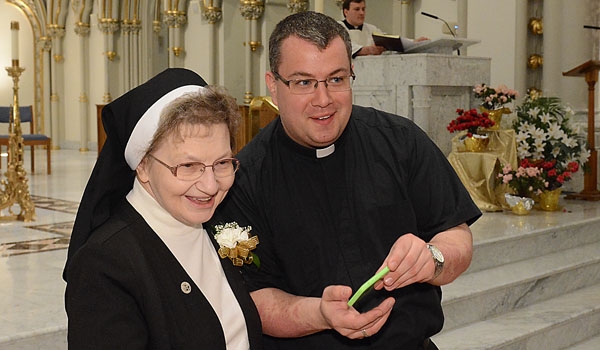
[214,222,259,267]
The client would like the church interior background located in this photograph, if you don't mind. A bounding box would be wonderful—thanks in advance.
[1,0,600,349]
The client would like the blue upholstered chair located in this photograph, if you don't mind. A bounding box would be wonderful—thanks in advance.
[0,106,52,174]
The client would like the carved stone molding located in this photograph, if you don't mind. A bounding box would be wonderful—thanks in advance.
[98,18,120,34]
[239,0,265,20]
[164,11,188,28]
[47,24,66,39]
[38,36,52,52]
[203,0,223,24]
[74,22,91,36]
[122,20,142,34]
[288,0,308,13]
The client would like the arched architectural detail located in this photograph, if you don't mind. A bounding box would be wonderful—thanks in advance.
[6,0,49,135]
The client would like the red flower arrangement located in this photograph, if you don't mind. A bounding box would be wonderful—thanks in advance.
[498,158,581,197]
[498,159,546,197]
[447,108,496,137]
[531,158,579,191]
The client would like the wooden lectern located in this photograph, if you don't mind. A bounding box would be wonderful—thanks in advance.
[563,60,600,200]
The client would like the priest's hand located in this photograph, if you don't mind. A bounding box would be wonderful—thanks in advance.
[250,285,394,339]
[320,285,395,339]
[375,225,473,289]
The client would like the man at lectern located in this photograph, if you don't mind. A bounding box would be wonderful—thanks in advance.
[338,0,428,57]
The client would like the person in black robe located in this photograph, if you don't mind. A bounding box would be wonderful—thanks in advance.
[211,12,480,350]
[64,68,263,349]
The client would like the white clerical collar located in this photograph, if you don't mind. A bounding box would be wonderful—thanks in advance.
[316,144,335,158]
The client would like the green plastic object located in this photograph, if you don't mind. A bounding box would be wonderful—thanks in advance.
[347,266,390,307]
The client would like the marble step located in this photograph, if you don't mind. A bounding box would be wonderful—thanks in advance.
[468,212,600,274]
[0,329,66,350]
[440,240,600,331]
[568,334,600,350]
[431,283,600,350]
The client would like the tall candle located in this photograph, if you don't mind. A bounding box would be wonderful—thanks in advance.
[11,21,19,61]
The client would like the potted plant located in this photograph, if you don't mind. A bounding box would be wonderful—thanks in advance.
[473,83,519,129]
[447,108,496,152]
[512,95,590,210]
[497,159,546,214]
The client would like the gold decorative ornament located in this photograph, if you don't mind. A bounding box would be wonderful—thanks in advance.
[537,188,562,211]
[527,54,543,69]
[287,0,309,13]
[98,18,120,34]
[244,91,254,105]
[463,135,490,152]
[1,59,36,222]
[152,20,162,33]
[203,0,223,24]
[106,51,116,61]
[527,87,543,100]
[481,107,511,131]
[528,17,543,35]
[164,10,188,28]
[53,54,64,63]
[249,41,262,51]
[74,22,91,36]
[173,47,183,57]
[214,222,259,267]
[239,0,265,20]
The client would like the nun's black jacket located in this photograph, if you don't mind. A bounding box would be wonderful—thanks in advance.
[65,200,263,349]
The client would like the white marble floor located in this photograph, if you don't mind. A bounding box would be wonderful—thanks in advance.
[0,149,96,348]
[0,148,599,349]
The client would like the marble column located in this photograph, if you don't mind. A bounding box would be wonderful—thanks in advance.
[47,25,65,149]
[239,0,265,104]
[202,0,224,84]
[542,1,562,96]
[74,22,90,152]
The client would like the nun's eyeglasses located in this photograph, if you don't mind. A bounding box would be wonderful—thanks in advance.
[147,154,240,181]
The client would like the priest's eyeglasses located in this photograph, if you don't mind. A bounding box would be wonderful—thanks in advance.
[272,71,355,95]
[147,154,240,181]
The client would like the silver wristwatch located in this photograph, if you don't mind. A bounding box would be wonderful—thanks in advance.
[427,244,445,280]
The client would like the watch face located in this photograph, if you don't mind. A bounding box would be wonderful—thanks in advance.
[429,244,444,263]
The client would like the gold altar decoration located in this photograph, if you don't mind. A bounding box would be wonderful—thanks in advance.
[481,107,511,130]
[463,135,489,152]
[527,54,543,69]
[239,0,265,20]
[448,130,519,212]
[537,188,562,211]
[511,201,531,215]
[505,194,534,215]
[528,17,543,35]
[288,0,309,13]
[202,0,223,24]
[1,24,36,222]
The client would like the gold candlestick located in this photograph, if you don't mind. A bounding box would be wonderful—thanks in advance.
[1,59,36,222]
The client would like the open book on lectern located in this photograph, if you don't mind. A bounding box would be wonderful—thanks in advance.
[372,33,480,55]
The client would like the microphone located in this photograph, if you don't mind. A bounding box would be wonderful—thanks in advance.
[421,11,460,55]
[584,25,600,30]
[421,11,457,37]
